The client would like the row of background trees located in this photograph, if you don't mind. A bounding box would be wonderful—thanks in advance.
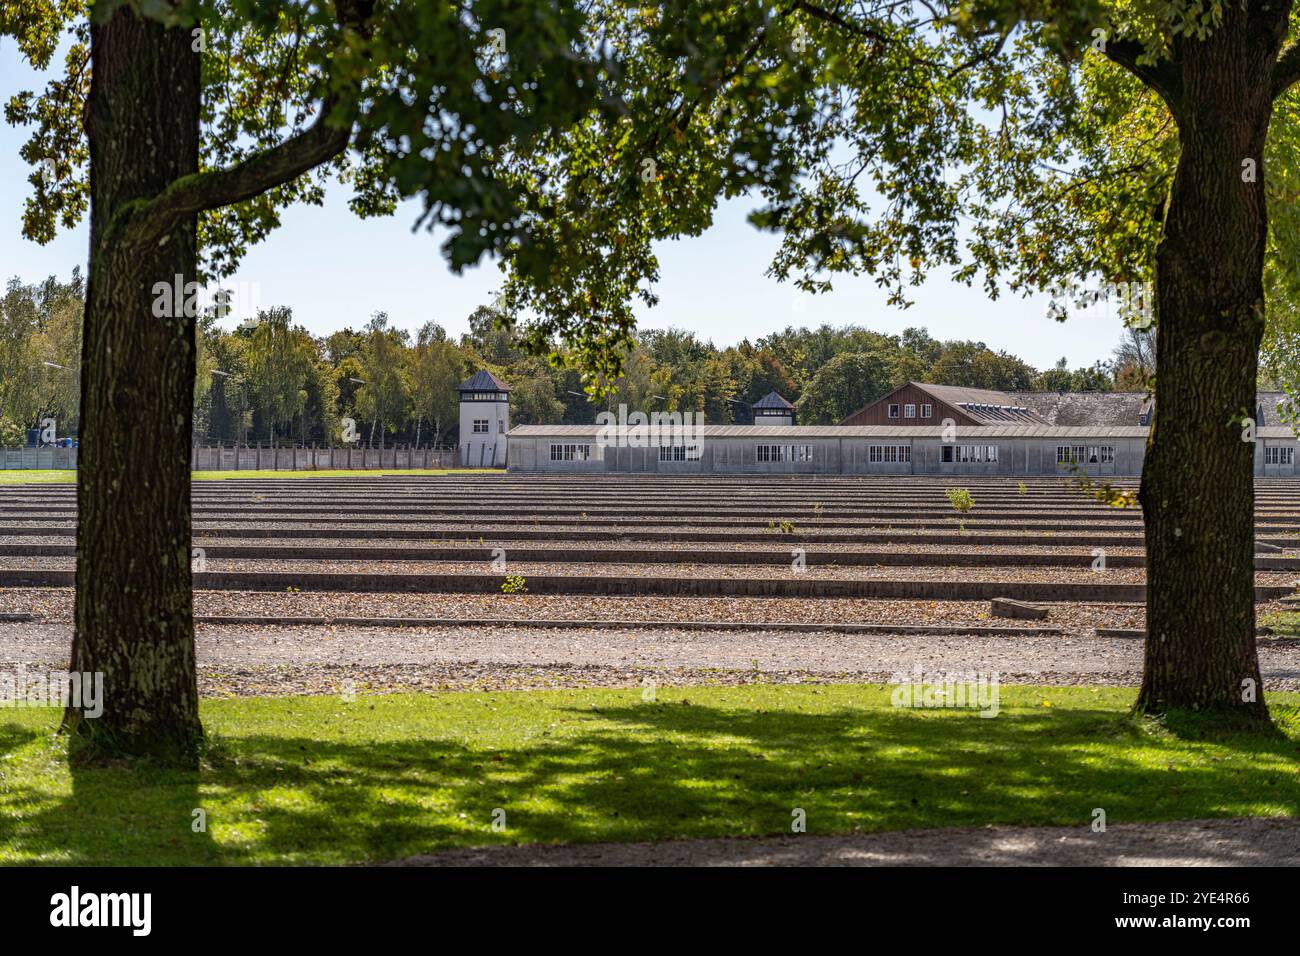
[0,271,83,445]
[7,269,1296,448]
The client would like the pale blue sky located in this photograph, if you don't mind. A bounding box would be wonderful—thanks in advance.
[0,40,1125,370]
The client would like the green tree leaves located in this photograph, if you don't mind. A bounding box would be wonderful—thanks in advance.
[243,306,319,443]
[0,271,84,438]
[796,351,893,424]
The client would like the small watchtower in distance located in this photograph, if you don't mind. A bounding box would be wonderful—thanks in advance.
[458,369,510,467]
[752,391,795,426]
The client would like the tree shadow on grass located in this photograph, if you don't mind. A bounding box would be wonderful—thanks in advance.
[0,719,48,754]
[5,696,1299,865]
[0,718,217,866]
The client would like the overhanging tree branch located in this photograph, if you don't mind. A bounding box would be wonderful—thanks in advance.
[1102,38,1182,108]
[121,0,375,250]
[125,98,351,248]
[790,0,891,45]
[1275,40,1300,98]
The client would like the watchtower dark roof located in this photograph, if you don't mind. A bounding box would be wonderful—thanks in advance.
[752,391,794,410]
[458,369,510,392]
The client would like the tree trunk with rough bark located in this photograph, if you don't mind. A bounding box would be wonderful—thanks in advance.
[1136,9,1286,721]
[64,10,203,763]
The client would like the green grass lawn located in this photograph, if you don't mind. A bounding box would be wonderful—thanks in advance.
[0,470,76,484]
[2,684,1298,866]
[0,468,501,484]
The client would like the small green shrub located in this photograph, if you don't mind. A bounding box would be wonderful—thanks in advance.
[944,488,974,514]
[945,488,973,532]
[501,574,528,594]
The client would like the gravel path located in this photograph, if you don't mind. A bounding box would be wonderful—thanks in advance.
[31,535,1298,559]
[0,588,1156,627]
[209,562,1288,589]
[191,538,1155,556]
[7,520,1153,536]
[383,817,1300,867]
[5,555,1298,588]
[192,522,1156,537]
[5,620,1297,695]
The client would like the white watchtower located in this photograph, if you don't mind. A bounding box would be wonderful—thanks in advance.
[458,369,510,467]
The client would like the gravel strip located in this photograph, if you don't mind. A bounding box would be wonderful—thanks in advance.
[195,521,1145,535]
[10,557,1298,588]
[382,818,1300,867]
[187,538,1153,556]
[0,588,1156,628]
[34,533,1300,559]
[12,588,1299,631]
[4,620,1297,696]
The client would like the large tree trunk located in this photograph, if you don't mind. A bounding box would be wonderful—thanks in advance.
[1136,14,1283,721]
[64,10,202,763]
